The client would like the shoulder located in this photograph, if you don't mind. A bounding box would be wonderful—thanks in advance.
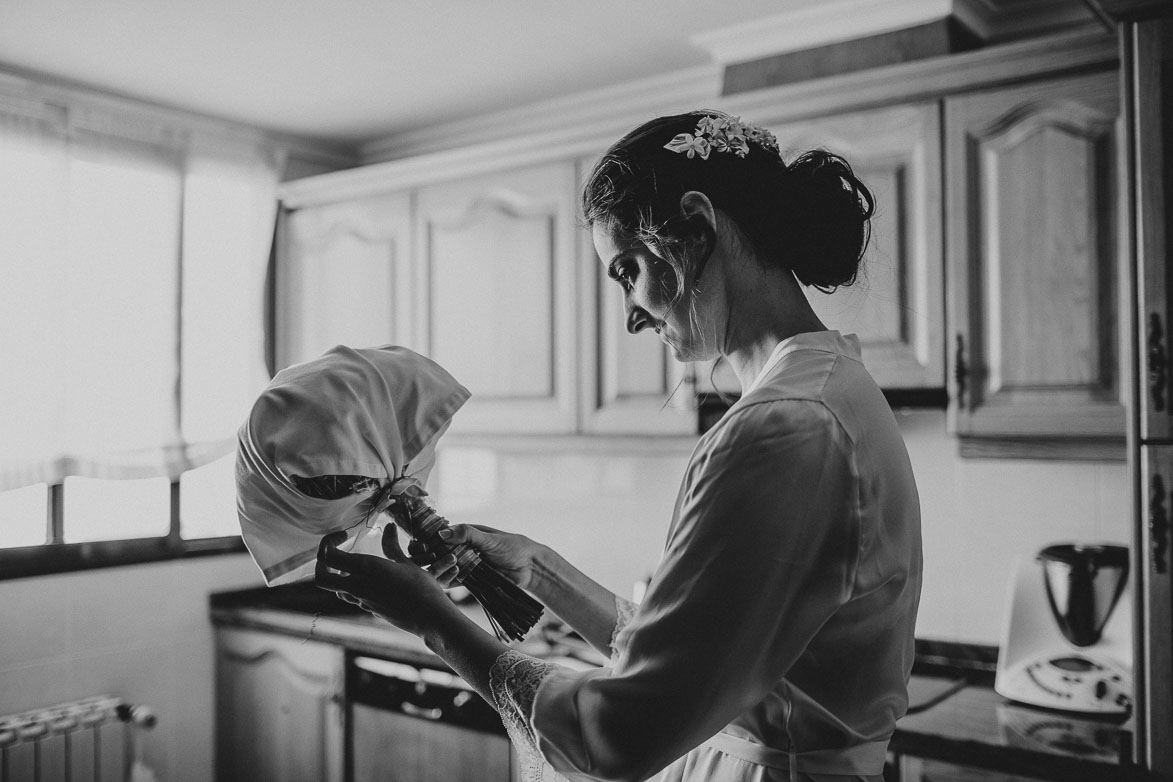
[687,395,854,488]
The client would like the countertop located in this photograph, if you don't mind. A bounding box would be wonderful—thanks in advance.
[209,584,1149,781]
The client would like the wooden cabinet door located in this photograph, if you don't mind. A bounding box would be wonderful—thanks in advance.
[1131,20,1173,779]
[1140,444,1173,777]
[415,163,577,434]
[944,70,1126,448]
[277,192,415,370]
[215,628,344,782]
[352,706,512,782]
[1134,19,1173,443]
[577,157,696,434]
[771,102,945,390]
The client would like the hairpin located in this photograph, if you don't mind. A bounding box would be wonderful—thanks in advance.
[664,114,780,161]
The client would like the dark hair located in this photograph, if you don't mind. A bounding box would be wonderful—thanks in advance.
[581,110,875,292]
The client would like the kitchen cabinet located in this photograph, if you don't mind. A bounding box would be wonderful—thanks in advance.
[1139,446,1173,776]
[944,69,1127,456]
[577,157,698,434]
[277,192,415,369]
[767,101,946,391]
[618,100,948,403]
[1129,16,1173,779]
[1134,20,1173,446]
[353,705,513,782]
[275,33,1131,448]
[896,758,1048,781]
[414,163,579,435]
[279,157,705,437]
[214,627,345,782]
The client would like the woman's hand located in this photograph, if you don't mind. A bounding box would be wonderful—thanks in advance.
[409,524,543,591]
[315,526,459,638]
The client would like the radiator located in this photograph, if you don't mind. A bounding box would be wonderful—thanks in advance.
[0,696,156,782]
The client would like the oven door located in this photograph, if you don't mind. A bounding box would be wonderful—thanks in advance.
[347,654,514,782]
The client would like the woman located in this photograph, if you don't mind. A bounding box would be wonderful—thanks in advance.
[316,110,923,782]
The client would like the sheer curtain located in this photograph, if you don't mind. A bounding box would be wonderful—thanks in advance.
[0,97,279,545]
[180,146,280,538]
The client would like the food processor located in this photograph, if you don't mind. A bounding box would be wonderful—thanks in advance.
[995,543,1132,715]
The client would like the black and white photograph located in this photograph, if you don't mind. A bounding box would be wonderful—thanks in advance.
[1,1,1171,781]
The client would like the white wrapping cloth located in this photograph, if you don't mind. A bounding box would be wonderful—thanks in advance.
[235,344,470,585]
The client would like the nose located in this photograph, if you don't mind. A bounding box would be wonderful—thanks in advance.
[625,303,652,335]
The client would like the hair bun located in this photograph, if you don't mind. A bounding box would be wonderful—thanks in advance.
[785,150,875,290]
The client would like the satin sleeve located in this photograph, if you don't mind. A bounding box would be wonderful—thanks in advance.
[531,399,862,782]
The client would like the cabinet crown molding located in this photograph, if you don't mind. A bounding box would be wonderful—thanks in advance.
[691,0,1101,65]
[692,0,982,63]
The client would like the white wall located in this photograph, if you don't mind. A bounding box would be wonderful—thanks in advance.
[0,554,263,782]
[896,410,1131,644]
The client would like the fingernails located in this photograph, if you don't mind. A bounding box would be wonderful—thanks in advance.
[438,529,452,540]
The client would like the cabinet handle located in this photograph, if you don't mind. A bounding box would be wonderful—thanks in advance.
[954,333,968,406]
[1151,473,1169,575]
[1149,313,1168,414]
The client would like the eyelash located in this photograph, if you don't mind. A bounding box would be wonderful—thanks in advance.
[611,263,634,291]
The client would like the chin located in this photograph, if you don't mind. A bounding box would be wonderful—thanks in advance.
[660,329,715,364]
[665,341,707,365]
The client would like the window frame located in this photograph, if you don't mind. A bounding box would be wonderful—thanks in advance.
[0,533,248,581]
[0,76,311,582]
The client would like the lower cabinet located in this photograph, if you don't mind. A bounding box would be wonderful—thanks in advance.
[352,705,513,782]
[215,628,345,782]
[215,627,518,782]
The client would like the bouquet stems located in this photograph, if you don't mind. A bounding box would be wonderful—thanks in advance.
[391,495,544,642]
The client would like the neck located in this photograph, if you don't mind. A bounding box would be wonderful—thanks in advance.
[722,266,826,393]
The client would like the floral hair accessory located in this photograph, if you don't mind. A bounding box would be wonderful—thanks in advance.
[664,114,780,160]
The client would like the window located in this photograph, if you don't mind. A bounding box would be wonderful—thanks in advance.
[0,93,280,578]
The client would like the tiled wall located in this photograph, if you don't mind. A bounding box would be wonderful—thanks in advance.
[0,410,1132,782]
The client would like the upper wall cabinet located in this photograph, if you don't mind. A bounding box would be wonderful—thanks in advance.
[944,70,1126,451]
[277,192,415,369]
[414,163,578,435]
[690,101,947,399]
[771,102,945,390]
[577,153,696,435]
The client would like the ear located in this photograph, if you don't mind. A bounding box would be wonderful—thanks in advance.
[678,191,718,284]
[679,190,717,226]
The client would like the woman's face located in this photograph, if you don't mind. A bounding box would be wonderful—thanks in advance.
[592,220,717,362]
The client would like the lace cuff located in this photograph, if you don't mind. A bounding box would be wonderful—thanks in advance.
[610,595,639,666]
[490,650,568,782]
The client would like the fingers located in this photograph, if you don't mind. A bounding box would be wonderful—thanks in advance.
[315,531,367,596]
[318,532,362,574]
[442,524,480,547]
[407,538,438,566]
[428,553,460,586]
[315,567,350,594]
[318,529,348,556]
